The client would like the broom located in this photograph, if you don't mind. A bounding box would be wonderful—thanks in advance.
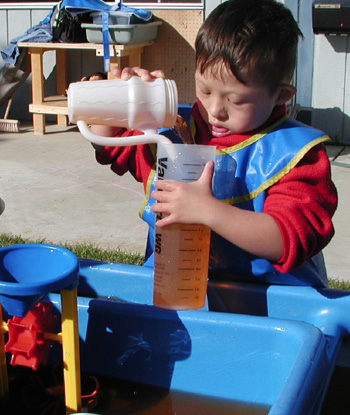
[0,97,20,133]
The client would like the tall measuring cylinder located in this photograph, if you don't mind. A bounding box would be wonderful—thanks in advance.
[153,143,216,310]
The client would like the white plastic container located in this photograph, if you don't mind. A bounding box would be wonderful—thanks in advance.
[67,76,177,146]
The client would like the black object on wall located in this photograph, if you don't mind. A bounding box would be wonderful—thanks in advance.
[313,1,350,34]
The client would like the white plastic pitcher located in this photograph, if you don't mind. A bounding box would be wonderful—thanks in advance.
[67,76,177,146]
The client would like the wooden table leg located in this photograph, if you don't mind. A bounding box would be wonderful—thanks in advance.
[30,48,46,134]
[128,47,144,68]
[107,48,144,78]
[108,57,121,79]
[55,49,68,127]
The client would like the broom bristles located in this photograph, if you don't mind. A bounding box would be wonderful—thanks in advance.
[0,119,20,133]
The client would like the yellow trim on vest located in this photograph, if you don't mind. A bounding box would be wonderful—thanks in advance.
[138,169,156,218]
[225,135,330,205]
[190,116,196,142]
[216,115,289,155]
[138,143,157,218]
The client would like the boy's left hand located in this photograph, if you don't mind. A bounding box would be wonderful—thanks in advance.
[151,161,214,227]
[112,66,165,81]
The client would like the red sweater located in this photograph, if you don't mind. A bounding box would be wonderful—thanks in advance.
[96,104,338,273]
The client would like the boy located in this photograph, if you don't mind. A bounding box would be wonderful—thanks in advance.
[95,0,337,287]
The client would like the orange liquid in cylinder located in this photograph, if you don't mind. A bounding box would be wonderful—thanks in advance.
[153,224,211,310]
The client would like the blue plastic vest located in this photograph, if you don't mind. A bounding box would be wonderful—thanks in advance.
[141,114,330,287]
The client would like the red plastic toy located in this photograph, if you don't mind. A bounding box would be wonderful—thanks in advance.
[5,302,57,370]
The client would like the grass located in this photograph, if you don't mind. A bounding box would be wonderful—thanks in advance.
[0,233,144,266]
[0,232,349,290]
[327,278,350,291]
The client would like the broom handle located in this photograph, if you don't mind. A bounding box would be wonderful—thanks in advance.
[3,97,13,119]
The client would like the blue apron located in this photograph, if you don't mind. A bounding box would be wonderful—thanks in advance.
[141,114,330,287]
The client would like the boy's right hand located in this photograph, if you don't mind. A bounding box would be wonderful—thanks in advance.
[0,197,5,216]
[111,66,166,82]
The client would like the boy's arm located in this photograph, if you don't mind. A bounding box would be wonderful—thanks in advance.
[95,129,156,185]
[264,144,337,272]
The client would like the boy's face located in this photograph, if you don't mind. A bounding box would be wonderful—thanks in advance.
[195,66,283,137]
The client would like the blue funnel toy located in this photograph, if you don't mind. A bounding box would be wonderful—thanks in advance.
[0,244,79,316]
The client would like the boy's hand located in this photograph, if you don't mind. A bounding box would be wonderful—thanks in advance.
[0,197,5,216]
[111,66,166,81]
[151,161,215,227]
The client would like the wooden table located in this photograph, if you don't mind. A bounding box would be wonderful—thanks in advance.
[18,41,154,134]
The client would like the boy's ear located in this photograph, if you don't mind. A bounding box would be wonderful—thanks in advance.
[276,84,297,105]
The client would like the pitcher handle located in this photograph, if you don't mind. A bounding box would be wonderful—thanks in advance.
[77,121,172,147]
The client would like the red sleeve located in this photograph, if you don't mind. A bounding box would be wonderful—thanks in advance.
[264,143,338,272]
[95,129,156,189]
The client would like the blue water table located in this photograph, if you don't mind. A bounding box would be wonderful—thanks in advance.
[1,249,350,415]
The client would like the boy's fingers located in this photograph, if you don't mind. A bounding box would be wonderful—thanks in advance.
[154,180,177,191]
[121,67,134,80]
[152,189,171,203]
[113,67,165,81]
[111,66,122,78]
[125,67,152,81]
[199,161,215,185]
[134,68,165,81]
[151,190,162,202]
[154,214,173,228]
[150,69,166,79]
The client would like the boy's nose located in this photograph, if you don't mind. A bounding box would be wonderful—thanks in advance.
[208,100,228,120]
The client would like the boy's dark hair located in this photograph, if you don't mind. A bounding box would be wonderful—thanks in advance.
[195,0,303,93]
[87,71,107,80]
